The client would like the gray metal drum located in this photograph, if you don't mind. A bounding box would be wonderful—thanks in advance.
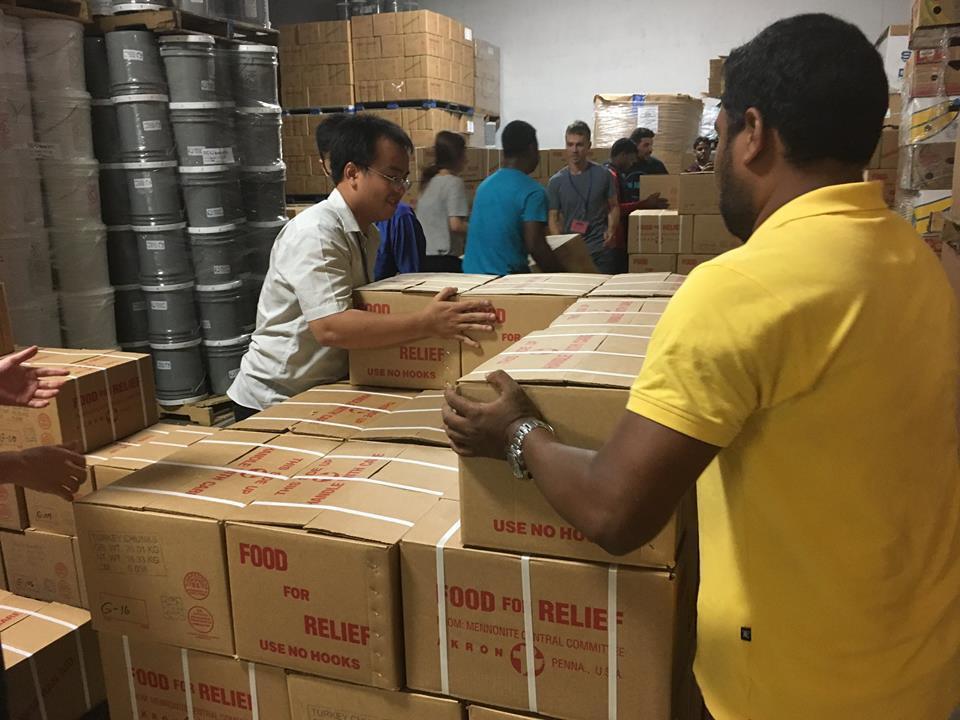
[91,100,122,163]
[134,221,193,285]
[203,334,248,394]
[196,280,243,341]
[99,162,131,225]
[159,35,217,104]
[230,44,278,107]
[83,36,111,100]
[239,271,262,332]
[180,165,242,227]
[150,337,208,406]
[114,94,175,162]
[214,48,234,104]
[169,105,236,168]
[242,219,284,274]
[121,340,150,353]
[106,224,139,285]
[188,225,241,284]
[239,163,285,222]
[106,30,167,96]
[113,0,171,12]
[48,224,111,293]
[235,108,281,166]
[141,280,200,342]
[122,160,183,226]
[114,283,148,344]
[173,0,211,17]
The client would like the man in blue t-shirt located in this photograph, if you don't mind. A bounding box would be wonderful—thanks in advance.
[462,121,562,275]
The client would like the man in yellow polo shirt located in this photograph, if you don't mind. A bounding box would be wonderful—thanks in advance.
[441,13,960,720]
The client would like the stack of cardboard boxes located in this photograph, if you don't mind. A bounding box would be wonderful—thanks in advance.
[278,20,356,110]
[474,39,501,118]
[707,57,725,98]
[627,172,739,273]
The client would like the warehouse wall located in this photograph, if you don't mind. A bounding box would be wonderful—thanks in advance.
[269,0,909,146]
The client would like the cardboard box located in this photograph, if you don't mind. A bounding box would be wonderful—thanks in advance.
[372,12,398,36]
[677,254,717,275]
[876,25,912,90]
[904,141,956,190]
[535,234,600,273]
[904,96,960,147]
[469,708,536,720]
[0,484,28,530]
[75,431,341,655]
[318,42,352,66]
[306,85,355,108]
[588,272,686,298]
[912,0,960,35]
[224,441,459,687]
[637,174,680,209]
[296,20,351,45]
[628,210,693,254]
[0,593,106,719]
[869,127,900,170]
[547,149,567,177]
[864,169,897,206]
[350,14,373,38]
[397,9,442,35]
[692,214,741,254]
[350,274,495,390]
[906,54,960,97]
[0,348,158,454]
[629,253,677,273]
[1,528,87,608]
[402,501,698,720]
[352,36,380,61]
[0,283,13,356]
[677,173,719,215]
[352,390,450,446]
[404,33,443,58]
[99,631,291,720]
[289,674,463,720]
[904,189,954,232]
[380,33,404,58]
[457,302,693,568]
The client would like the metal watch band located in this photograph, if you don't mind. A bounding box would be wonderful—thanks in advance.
[508,418,555,479]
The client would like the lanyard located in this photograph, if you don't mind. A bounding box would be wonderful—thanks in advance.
[567,165,594,217]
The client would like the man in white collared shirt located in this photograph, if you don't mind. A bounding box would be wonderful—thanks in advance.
[228,115,496,418]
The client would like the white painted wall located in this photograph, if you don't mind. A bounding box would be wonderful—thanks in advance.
[269,0,909,145]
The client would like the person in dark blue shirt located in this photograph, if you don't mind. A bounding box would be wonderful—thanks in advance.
[374,203,426,280]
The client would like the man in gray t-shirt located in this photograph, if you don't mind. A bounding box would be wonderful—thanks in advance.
[547,120,620,273]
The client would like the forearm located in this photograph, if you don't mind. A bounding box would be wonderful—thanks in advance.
[607,205,620,232]
[0,452,23,485]
[311,309,428,350]
[548,212,563,236]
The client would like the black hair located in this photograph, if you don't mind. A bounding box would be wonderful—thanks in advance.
[611,138,638,158]
[722,13,887,167]
[502,120,538,158]
[631,127,655,143]
[565,120,591,143]
[694,135,712,148]
[315,113,349,155]
[422,130,467,185]
[329,114,413,184]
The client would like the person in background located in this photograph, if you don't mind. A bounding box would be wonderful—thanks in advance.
[417,131,471,273]
[629,127,669,175]
[605,138,670,249]
[441,13,960,720]
[548,121,621,273]
[462,120,563,275]
[687,135,716,172]
[316,113,425,280]
[228,115,497,418]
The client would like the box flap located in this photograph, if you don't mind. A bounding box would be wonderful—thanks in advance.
[356,391,449,446]
[357,273,495,294]
[0,593,88,668]
[588,273,686,297]
[463,273,606,297]
[552,298,666,328]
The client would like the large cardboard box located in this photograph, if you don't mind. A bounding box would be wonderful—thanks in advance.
[903,142,955,190]
[869,127,901,170]
[358,390,450,446]
[75,431,341,655]
[0,593,106,719]
[629,253,678,273]
[288,672,464,720]
[457,302,692,568]
[588,272,685,298]
[469,708,535,720]
[295,20,351,45]
[0,283,13,355]
[536,233,600,273]
[876,25,912,90]
[628,210,693,254]
[224,441,459,688]
[402,501,698,720]
[99,631,291,720]
[637,174,680,209]
[677,173,719,215]
[25,422,217,536]
[912,0,960,37]
[349,274,495,390]
[0,528,87,608]
[692,214,741,254]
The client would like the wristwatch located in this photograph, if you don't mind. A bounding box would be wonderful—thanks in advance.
[506,418,555,480]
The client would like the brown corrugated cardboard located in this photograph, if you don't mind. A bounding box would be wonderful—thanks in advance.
[628,210,693,254]
[0,484,27,531]
[547,150,567,176]
[469,708,535,720]
[677,173,719,215]
[402,501,698,720]
[350,274,495,390]
[225,441,458,687]
[99,631,291,720]
[677,254,716,275]
[75,430,341,655]
[352,36,381,61]
[372,12,398,36]
[551,298,666,330]
[534,234,599,273]
[588,272,686,298]
[350,14,373,38]
[358,390,450,446]
[0,348,158,454]
[637,175,680,209]
[692,214,741,254]
[460,274,607,374]
[629,253,678,273]
[397,9,442,35]
[0,283,13,356]
[457,304,692,569]
[289,674,464,720]
[0,593,106,719]
[912,0,960,36]
[869,127,900,170]
[294,20,351,45]
[380,33,404,58]
[0,528,87,608]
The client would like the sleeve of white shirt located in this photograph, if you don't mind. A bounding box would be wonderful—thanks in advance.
[279,220,356,323]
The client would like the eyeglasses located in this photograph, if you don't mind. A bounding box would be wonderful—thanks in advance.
[366,167,412,191]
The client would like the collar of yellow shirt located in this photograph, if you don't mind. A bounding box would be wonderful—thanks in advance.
[755,181,887,236]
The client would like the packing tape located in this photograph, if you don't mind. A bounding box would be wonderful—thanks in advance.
[549,323,657,332]
[607,565,618,720]
[531,331,654,340]
[435,519,461,695]
[389,408,442,415]
[242,416,365,432]
[74,382,89,453]
[0,604,79,630]
[29,655,49,720]
[499,350,647,360]
[359,425,445,435]
[198,438,330,458]
[122,634,140,718]
[416,394,444,399]
[282,401,391,413]
[109,485,246,508]
[181,648,195,720]
[75,632,92,711]
[520,555,538,713]
[249,500,415,527]
[304,388,412,400]
[331,454,456,473]
[559,311,653,316]
[248,662,260,720]
[143,459,288,480]
[291,474,445,497]
[462,368,638,381]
